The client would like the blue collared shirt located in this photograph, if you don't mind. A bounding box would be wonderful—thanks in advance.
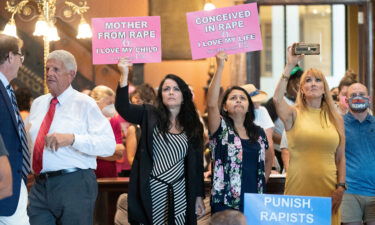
[344,112,375,196]
[0,72,11,99]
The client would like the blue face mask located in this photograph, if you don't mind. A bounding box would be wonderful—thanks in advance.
[348,96,369,113]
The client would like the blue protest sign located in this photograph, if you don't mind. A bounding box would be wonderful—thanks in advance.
[244,193,331,225]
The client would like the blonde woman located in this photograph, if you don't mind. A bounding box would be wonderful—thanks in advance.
[273,45,346,225]
[90,85,125,178]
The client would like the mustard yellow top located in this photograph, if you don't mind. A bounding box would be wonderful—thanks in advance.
[285,107,340,225]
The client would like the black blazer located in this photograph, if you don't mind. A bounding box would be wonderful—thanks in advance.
[0,80,23,216]
[115,85,205,225]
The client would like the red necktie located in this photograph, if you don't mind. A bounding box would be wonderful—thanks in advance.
[32,97,58,174]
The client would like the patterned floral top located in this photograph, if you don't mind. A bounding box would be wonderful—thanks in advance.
[209,118,268,209]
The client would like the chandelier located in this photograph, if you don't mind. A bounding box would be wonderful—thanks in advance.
[2,0,92,40]
[2,0,92,93]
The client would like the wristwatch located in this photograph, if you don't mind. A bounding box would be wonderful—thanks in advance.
[336,183,347,190]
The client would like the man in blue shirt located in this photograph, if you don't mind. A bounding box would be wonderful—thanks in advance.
[342,83,375,225]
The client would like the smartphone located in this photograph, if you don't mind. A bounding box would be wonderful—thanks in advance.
[292,43,320,55]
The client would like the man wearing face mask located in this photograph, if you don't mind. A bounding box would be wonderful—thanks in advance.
[341,83,375,225]
[337,70,358,115]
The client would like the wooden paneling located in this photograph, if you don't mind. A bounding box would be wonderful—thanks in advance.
[149,0,203,60]
[347,5,359,74]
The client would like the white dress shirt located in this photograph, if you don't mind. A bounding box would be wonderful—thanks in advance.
[28,86,115,173]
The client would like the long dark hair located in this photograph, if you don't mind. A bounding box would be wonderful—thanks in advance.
[220,86,262,142]
[156,74,203,148]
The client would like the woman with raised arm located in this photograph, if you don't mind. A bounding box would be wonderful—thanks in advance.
[126,83,156,166]
[115,58,205,225]
[273,45,345,225]
[207,52,272,213]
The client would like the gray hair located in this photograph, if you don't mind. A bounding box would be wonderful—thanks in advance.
[47,50,77,72]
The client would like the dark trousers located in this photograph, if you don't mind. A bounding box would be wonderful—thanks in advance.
[27,169,98,225]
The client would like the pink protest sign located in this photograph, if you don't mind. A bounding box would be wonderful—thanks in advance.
[92,16,161,64]
[186,3,262,60]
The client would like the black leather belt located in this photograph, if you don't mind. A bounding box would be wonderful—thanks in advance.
[36,168,82,180]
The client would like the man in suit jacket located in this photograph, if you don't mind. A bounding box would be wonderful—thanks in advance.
[0,34,30,225]
[0,135,12,200]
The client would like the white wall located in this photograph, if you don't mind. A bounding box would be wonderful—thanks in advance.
[261,6,285,97]
[329,5,346,89]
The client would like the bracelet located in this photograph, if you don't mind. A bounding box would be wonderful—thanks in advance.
[281,73,290,81]
[336,183,347,190]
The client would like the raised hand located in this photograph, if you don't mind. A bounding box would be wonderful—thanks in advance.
[216,51,228,69]
[286,44,304,67]
[207,51,227,135]
[117,58,132,87]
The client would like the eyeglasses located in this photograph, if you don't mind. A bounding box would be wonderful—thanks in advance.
[7,51,24,63]
[14,52,25,63]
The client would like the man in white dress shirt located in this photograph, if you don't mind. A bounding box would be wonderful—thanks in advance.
[27,50,115,225]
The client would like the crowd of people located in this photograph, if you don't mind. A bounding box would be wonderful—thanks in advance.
[0,33,374,225]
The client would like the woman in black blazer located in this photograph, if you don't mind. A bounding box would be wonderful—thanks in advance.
[115,58,205,225]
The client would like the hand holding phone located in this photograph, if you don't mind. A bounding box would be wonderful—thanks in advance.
[292,43,320,55]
